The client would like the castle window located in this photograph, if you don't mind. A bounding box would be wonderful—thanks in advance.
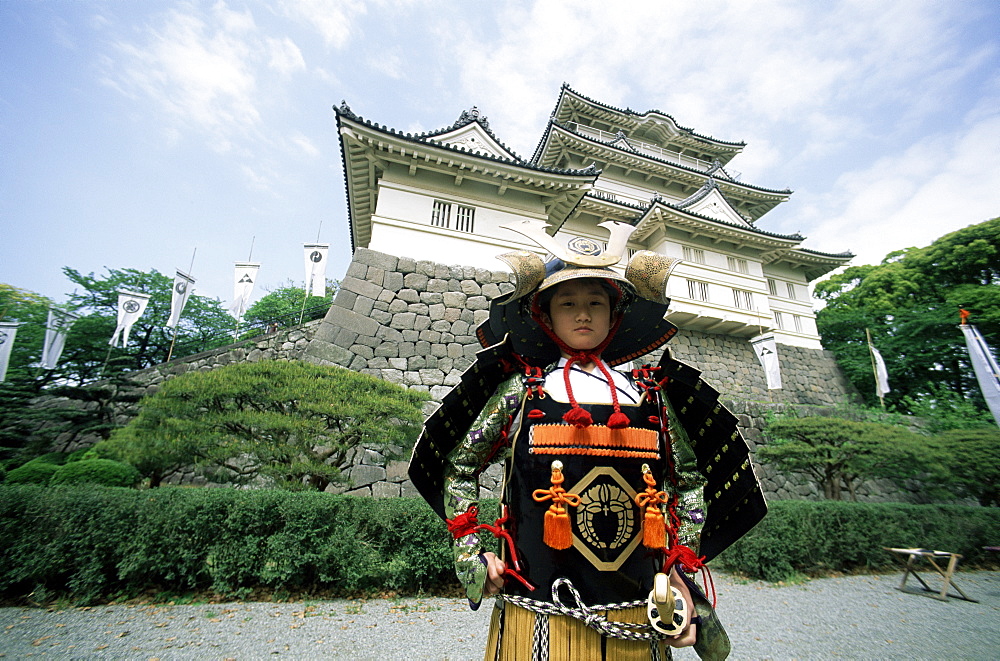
[455,205,475,232]
[732,288,753,310]
[767,278,778,296]
[786,282,797,300]
[687,279,710,301]
[774,311,785,330]
[431,200,451,228]
[793,315,803,332]
[682,246,705,264]
[727,256,749,274]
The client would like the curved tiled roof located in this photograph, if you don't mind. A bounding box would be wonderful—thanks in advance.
[335,101,599,178]
[530,84,746,162]
[580,190,805,242]
[545,120,792,196]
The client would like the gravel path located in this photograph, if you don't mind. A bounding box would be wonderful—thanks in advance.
[2,570,998,660]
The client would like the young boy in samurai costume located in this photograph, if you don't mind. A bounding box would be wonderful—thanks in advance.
[409,221,767,660]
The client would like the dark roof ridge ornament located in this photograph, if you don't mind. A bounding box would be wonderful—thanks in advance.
[453,106,490,131]
[337,100,358,120]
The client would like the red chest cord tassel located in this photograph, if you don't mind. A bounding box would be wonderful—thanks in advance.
[635,464,668,549]
[532,460,581,550]
[664,544,716,609]
[475,506,535,591]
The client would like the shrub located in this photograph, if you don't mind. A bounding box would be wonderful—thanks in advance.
[718,500,1000,581]
[50,459,141,488]
[5,461,59,485]
[0,485,499,604]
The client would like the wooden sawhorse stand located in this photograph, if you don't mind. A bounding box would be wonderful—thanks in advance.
[883,548,978,602]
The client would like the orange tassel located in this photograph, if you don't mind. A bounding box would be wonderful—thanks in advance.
[643,508,666,549]
[543,504,573,549]
[635,463,668,549]
[532,461,581,550]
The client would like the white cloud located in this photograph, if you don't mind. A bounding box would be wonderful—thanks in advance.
[107,2,262,138]
[266,36,306,75]
[277,0,367,49]
[802,114,1000,265]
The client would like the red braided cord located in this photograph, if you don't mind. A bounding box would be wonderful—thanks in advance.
[475,507,536,591]
[445,506,480,539]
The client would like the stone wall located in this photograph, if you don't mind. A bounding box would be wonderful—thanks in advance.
[303,248,857,410]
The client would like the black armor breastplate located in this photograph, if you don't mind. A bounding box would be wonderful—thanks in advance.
[503,391,665,606]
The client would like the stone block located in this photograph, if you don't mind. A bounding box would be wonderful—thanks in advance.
[366,266,385,287]
[397,256,416,273]
[427,278,449,293]
[397,288,420,303]
[373,482,401,499]
[346,261,368,279]
[388,299,409,314]
[333,288,358,310]
[401,330,419,342]
[416,260,436,276]
[350,344,375,360]
[447,343,465,359]
[404,273,429,290]
[377,326,404,343]
[353,248,398,272]
[390,312,416,330]
[482,283,502,299]
[349,463,388,486]
[398,342,416,358]
[327,306,380,338]
[443,291,467,308]
[304,342,354,367]
[333,329,359,349]
[341,276,383,301]
[352,296,375,317]
[413,316,431,332]
[473,309,490,325]
[375,342,399,358]
[467,295,489,310]
[383,271,404,292]
[408,302,429,316]
[460,280,482,295]
[420,292,443,304]
[380,368,404,384]
[388,357,408,370]
[451,320,470,335]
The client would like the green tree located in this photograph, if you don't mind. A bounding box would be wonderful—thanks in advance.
[814,217,1000,414]
[0,283,53,382]
[759,416,929,501]
[240,280,338,338]
[98,360,427,490]
[61,267,238,383]
[925,428,1000,506]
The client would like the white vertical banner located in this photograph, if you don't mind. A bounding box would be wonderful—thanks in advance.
[303,243,329,297]
[961,324,1000,427]
[230,262,260,319]
[751,333,782,390]
[41,308,80,370]
[109,290,151,347]
[167,270,196,328]
[868,342,891,398]
[0,322,21,382]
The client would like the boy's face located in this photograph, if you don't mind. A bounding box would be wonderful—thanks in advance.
[540,279,612,354]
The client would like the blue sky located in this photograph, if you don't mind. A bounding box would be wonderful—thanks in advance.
[2,0,998,310]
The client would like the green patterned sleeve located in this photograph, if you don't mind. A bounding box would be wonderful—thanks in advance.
[663,394,708,556]
[441,373,523,609]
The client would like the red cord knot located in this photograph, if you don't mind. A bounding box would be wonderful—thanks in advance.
[664,544,707,574]
[446,506,480,539]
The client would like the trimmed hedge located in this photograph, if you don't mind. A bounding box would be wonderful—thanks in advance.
[0,485,499,604]
[49,459,141,488]
[5,461,59,485]
[1,485,996,604]
[717,500,1000,581]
